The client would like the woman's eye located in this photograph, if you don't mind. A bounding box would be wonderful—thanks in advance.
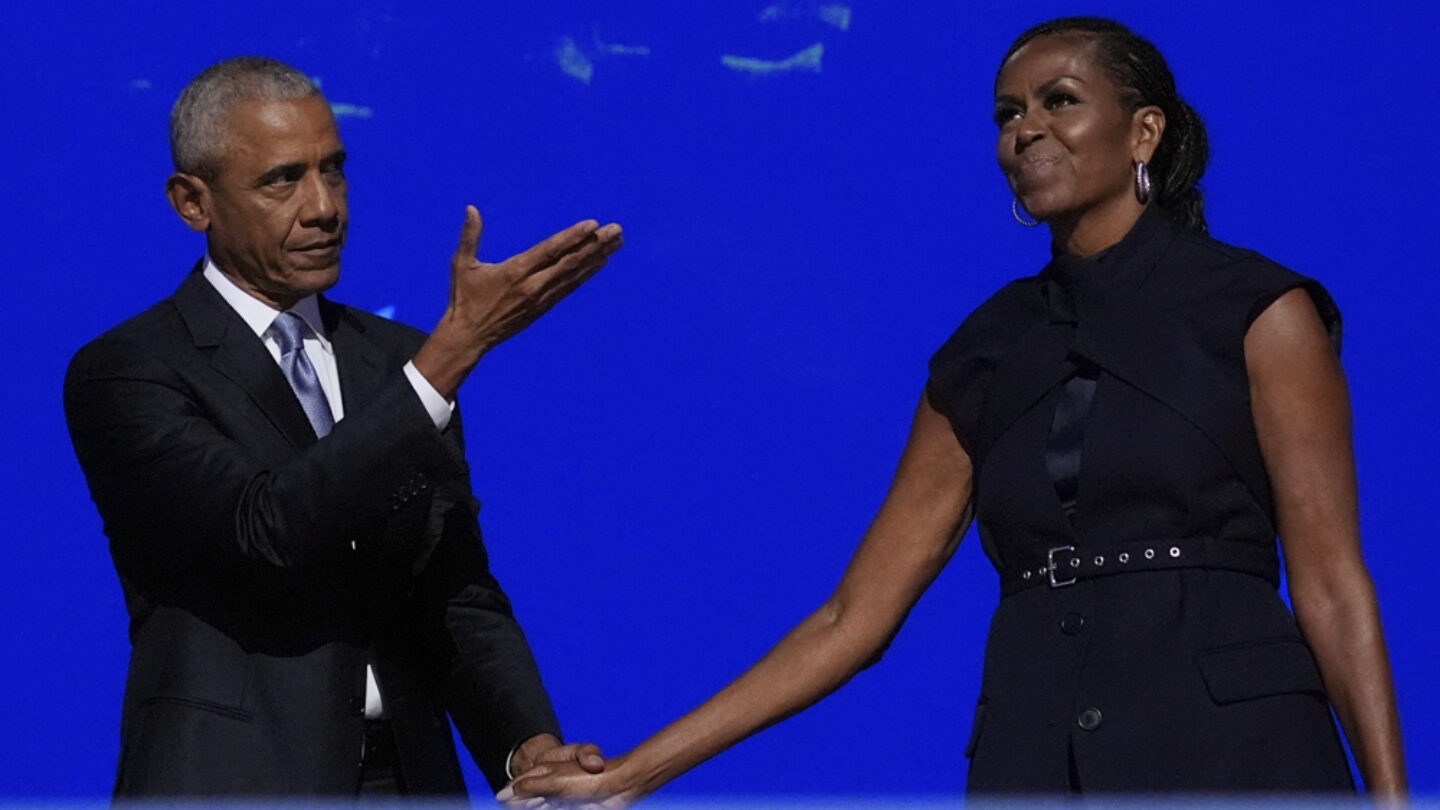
[993,106,1022,126]
[1046,92,1079,109]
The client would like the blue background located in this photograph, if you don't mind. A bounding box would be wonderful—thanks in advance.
[1,0,1436,800]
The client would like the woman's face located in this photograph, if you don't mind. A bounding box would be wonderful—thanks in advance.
[994,34,1149,228]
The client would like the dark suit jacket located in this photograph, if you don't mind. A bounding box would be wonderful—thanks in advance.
[64,269,561,797]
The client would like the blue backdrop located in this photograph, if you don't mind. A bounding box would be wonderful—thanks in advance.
[2,0,1436,800]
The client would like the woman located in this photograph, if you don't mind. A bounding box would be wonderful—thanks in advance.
[506,17,1406,800]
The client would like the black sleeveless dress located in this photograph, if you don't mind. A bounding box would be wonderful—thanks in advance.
[927,208,1355,792]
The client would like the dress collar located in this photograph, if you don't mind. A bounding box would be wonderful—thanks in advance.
[1039,207,1182,324]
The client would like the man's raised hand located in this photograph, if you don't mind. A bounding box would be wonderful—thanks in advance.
[414,206,623,399]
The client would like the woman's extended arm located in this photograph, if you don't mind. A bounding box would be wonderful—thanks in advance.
[1246,288,1407,796]
[504,392,974,806]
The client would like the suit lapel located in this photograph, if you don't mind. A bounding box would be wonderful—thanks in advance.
[171,270,319,451]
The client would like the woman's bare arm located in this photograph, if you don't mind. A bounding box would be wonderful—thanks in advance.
[504,392,974,805]
[1247,287,1406,796]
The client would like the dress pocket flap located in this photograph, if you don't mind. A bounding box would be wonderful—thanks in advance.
[1195,638,1325,705]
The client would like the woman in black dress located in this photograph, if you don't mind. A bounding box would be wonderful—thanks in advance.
[506,16,1406,799]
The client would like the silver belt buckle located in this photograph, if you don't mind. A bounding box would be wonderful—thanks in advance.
[1048,545,1076,588]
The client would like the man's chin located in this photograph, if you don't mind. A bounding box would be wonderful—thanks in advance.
[301,265,342,295]
[275,263,341,301]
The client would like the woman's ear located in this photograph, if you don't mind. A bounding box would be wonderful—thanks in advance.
[1133,105,1166,164]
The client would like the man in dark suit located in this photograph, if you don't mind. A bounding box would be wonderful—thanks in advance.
[63,56,621,798]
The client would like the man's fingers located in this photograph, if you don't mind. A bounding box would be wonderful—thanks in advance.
[454,205,484,262]
[520,228,621,302]
[515,219,602,270]
[535,741,605,772]
[514,258,606,325]
[575,743,605,773]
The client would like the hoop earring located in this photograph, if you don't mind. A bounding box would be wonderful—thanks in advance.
[1012,199,1040,227]
[1134,161,1152,205]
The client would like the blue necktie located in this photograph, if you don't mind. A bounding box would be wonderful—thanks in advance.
[268,311,335,438]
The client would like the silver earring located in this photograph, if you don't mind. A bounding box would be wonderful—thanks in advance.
[1134,161,1152,205]
[1012,199,1040,227]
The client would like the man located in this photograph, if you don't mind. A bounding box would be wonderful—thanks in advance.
[63,57,620,798]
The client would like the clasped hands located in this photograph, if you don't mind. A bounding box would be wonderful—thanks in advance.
[499,734,630,809]
[412,206,624,400]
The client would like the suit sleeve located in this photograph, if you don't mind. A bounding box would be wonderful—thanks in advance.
[402,404,563,789]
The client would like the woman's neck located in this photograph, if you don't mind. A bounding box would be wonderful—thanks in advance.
[1049,199,1149,258]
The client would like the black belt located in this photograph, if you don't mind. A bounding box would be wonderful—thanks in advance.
[999,537,1280,597]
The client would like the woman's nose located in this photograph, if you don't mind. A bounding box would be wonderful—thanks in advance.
[1014,118,1045,151]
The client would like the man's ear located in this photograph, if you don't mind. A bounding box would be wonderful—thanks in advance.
[166,173,212,233]
[1132,105,1166,165]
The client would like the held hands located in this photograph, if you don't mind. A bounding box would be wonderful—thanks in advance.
[413,206,623,400]
[499,749,639,809]
[511,733,606,779]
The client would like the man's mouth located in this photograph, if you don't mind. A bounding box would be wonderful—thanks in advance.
[292,239,341,252]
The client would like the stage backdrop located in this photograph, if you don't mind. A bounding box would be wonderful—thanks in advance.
[2,0,1436,799]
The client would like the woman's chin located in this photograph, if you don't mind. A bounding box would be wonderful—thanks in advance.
[1016,194,1061,223]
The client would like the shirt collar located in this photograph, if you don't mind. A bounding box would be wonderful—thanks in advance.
[202,257,333,355]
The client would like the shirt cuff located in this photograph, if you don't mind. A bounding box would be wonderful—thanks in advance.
[404,360,455,431]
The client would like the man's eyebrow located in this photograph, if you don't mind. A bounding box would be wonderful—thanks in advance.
[321,148,347,167]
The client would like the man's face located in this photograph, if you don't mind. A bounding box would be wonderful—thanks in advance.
[199,94,348,309]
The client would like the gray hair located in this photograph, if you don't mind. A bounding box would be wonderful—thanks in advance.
[170,56,320,180]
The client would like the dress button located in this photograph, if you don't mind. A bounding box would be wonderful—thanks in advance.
[1059,612,1085,635]
[1077,708,1103,731]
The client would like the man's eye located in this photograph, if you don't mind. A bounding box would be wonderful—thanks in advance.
[265,171,301,187]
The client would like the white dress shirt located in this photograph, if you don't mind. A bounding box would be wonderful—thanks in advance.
[203,259,453,719]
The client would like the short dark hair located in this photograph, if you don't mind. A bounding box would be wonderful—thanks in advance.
[999,17,1210,233]
[170,57,320,181]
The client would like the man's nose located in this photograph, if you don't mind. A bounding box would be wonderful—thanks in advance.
[298,171,342,229]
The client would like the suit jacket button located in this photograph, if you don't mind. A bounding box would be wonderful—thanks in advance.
[1077,708,1102,731]
[349,696,366,717]
[1060,613,1085,635]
